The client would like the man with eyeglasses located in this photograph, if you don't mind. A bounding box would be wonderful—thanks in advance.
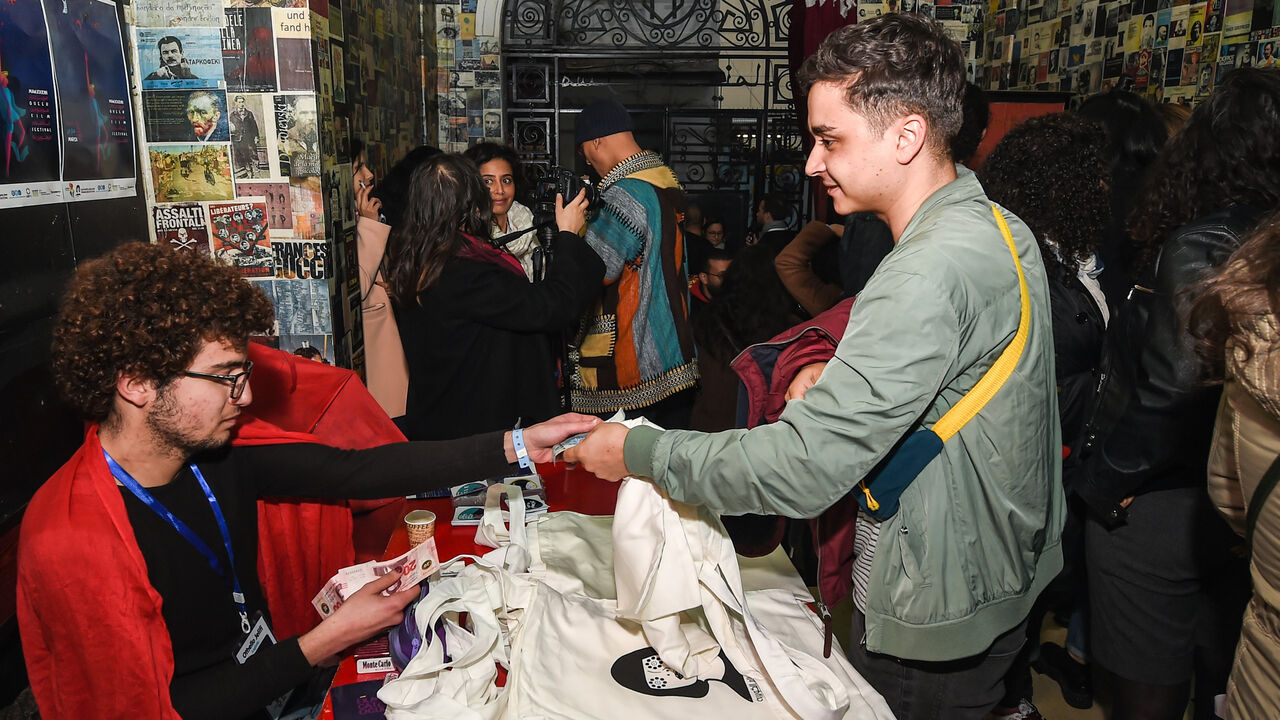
[17,242,598,720]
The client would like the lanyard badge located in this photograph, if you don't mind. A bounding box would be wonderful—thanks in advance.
[104,450,252,634]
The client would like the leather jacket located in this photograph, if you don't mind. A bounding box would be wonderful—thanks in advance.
[1076,205,1265,526]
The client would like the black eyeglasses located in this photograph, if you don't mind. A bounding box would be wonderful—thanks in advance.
[181,361,253,400]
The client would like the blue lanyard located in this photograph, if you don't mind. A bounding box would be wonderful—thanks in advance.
[104,450,252,634]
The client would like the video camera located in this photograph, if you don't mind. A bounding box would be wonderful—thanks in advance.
[493,167,599,282]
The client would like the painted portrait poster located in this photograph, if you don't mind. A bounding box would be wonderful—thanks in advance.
[44,0,135,192]
[0,0,62,206]
[274,93,319,177]
[143,88,229,143]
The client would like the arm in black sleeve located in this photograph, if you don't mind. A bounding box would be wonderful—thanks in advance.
[239,430,514,499]
[453,231,605,333]
[171,638,313,720]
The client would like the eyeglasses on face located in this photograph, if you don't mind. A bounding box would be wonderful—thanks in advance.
[181,361,254,400]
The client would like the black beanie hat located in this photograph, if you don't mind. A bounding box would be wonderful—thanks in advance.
[575,98,633,146]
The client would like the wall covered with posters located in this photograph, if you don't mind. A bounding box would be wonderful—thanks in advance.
[435,0,504,150]
[129,0,427,372]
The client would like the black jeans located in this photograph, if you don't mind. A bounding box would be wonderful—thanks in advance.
[849,609,1028,720]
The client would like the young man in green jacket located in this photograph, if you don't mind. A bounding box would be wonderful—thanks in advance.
[568,14,1065,720]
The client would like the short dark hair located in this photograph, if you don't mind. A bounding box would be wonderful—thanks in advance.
[700,247,734,273]
[759,194,789,222]
[52,242,273,422]
[797,14,966,158]
[950,82,990,164]
[464,142,522,179]
[157,36,183,53]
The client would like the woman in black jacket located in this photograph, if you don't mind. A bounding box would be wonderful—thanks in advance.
[1078,68,1280,720]
[979,111,1112,716]
[386,153,605,441]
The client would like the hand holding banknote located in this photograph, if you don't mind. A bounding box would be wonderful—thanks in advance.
[298,571,418,667]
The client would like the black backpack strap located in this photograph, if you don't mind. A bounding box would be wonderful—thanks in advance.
[1247,454,1280,552]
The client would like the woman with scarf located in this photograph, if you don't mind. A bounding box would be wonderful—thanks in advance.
[387,153,604,441]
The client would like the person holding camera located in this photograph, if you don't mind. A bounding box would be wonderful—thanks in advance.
[386,153,605,441]
[572,98,699,428]
[465,143,539,281]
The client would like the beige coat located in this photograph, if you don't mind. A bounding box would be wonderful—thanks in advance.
[356,216,409,419]
[1208,316,1280,720]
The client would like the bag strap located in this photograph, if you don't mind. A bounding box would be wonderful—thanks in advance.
[1247,454,1280,552]
[930,204,1031,441]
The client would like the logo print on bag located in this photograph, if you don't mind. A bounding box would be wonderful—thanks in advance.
[609,648,756,702]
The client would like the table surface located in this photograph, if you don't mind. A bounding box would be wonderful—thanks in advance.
[317,461,619,718]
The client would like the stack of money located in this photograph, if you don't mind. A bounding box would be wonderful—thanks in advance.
[311,537,441,618]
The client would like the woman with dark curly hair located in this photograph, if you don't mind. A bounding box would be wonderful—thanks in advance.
[1192,213,1280,718]
[386,153,604,441]
[464,142,540,280]
[979,111,1112,715]
[1075,68,1280,719]
[1076,89,1167,307]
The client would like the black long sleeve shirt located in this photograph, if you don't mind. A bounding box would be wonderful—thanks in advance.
[119,433,511,720]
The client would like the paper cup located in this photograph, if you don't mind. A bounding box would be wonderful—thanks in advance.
[404,510,436,547]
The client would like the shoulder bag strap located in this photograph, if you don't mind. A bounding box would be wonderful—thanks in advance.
[1247,454,1280,552]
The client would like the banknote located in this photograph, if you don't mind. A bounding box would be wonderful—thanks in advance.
[311,537,441,617]
[552,433,588,458]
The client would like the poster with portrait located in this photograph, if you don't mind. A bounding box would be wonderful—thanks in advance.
[227,92,273,179]
[274,93,319,177]
[331,43,346,104]
[44,0,136,197]
[136,28,223,90]
[210,199,274,277]
[148,143,233,202]
[223,8,277,93]
[152,202,211,254]
[0,0,63,207]
[144,88,229,143]
[133,0,223,28]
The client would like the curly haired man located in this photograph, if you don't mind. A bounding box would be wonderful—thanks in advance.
[17,243,596,720]
[570,15,1064,719]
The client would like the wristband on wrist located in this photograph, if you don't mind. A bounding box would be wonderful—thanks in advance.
[511,426,532,471]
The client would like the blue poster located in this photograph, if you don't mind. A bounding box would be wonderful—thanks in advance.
[43,0,136,197]
[0,0,62,206]
[137,27,223,90]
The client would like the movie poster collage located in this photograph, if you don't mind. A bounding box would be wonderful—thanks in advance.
[134,0,335,363]
[972,0,1279,102]
[856,0,989,79]
[0,0,137,209]
[435,0,505,152]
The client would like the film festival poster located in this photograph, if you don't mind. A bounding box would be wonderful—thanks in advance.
[223,8,277,94]
[136,28,223,92]
[274,7,314,92]
[152,202,211,255]
[260,278,333,335]
[235,179,293,233]
[0,0,62,207]
[133,0,224,29]
[271,239,328,280]
[143,89,230,144]
[274,93,320,177]
[228,92,274,180]
[43,0,136,198]
[148,143,234,202]
[210,199,274,277]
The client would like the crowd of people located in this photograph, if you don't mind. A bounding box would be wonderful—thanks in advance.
[12,11,1280,720]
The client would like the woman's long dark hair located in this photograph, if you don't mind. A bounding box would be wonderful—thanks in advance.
[694,244,797,362]
[1127,68,1280,270]
[385,153,493,306]
[1190,211,1280,378]
[978,112,1110,280]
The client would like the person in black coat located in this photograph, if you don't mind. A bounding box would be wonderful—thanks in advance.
[979,111,1113,715]
[1076,68,1280,720]
[385,154,605,441]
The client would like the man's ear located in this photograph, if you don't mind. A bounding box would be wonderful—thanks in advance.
[116,372,157,410]
[894,114,929,165]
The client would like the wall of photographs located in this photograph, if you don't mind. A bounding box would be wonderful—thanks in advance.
[434,0,504,150]
[972,0,1279,101]
[129,0,428,372]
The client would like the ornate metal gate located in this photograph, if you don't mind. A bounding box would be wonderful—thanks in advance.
[502,0,808,228]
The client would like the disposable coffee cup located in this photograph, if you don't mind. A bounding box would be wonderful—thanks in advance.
[405,510,436,547]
